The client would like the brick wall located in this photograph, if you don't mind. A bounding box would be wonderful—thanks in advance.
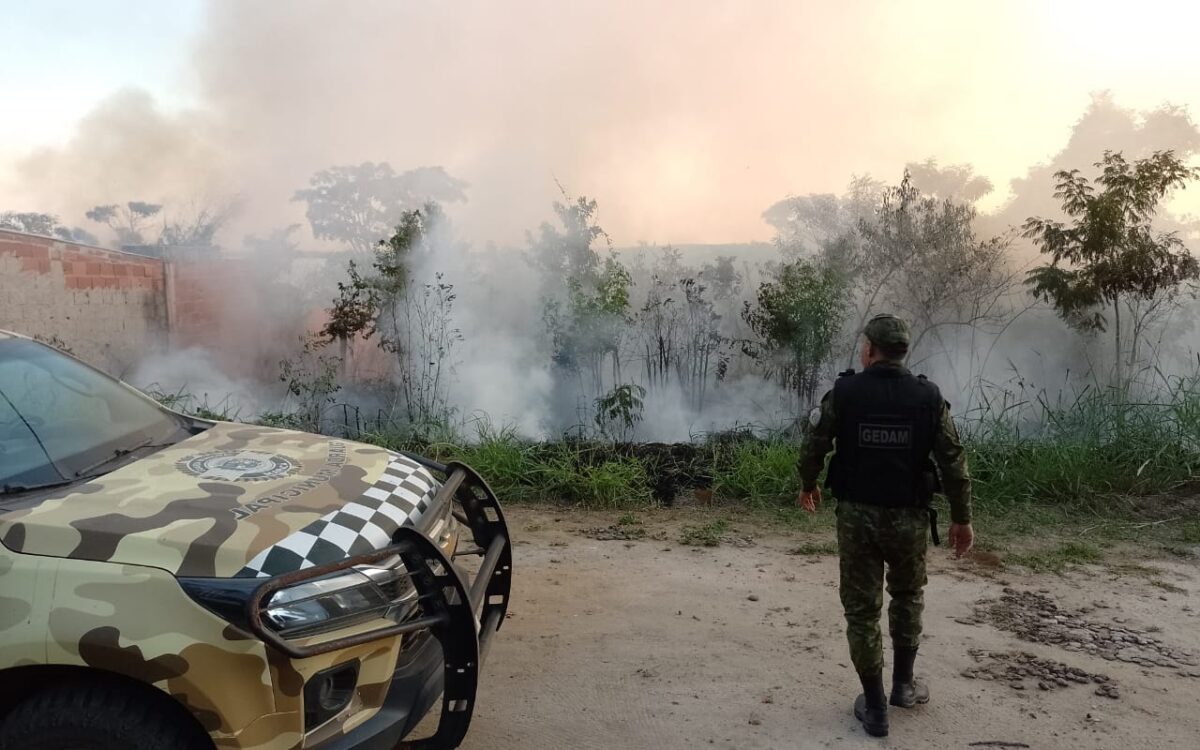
[166,257,314,382]
[0,230,168,376]
[0,230,327,383]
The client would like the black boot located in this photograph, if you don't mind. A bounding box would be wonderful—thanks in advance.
[853,672,889,737]
[890,647,930,708]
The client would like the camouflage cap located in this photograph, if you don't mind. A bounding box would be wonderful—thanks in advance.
[862,314,910,350]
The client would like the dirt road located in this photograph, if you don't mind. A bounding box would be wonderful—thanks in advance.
[452,507,1200,749]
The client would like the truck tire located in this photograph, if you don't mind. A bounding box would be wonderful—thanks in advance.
[0,682,211,750]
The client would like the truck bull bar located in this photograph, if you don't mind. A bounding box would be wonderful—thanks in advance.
[246,458,512,749]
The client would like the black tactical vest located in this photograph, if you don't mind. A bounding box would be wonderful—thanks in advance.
[827,364,942,507]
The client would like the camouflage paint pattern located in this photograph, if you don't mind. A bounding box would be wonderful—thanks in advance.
[0,423,460,749]
[0,549,45,668]
[836,501,928,677]
[1,551,413,750]
[0,423,398,577]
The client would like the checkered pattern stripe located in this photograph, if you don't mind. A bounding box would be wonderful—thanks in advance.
[237,454,438,578]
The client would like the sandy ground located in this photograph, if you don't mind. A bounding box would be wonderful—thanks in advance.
[439,506,1200,750]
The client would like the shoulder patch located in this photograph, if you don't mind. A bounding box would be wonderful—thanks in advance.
[808,406,822,428]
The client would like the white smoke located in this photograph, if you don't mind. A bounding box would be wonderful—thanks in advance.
[5,6,1200,441]
[130,347,277,420]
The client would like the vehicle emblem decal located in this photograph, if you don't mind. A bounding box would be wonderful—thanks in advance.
[178,450,299,482]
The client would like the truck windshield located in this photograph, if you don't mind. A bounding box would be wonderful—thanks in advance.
[0,338,188,492]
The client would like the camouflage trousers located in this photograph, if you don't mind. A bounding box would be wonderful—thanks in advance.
[836,501,929,677]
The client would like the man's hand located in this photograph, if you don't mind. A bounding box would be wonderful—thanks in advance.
[949,522,975,558]
[798,486,822,513]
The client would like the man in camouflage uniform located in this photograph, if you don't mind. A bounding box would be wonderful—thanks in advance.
[797,314,974,738]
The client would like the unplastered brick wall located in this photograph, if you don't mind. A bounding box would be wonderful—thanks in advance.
[0,230,168,376]
[166,257,310,381]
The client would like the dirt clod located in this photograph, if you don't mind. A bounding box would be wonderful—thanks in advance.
[965,650,1120,698]
[1096,683,1121,699]
[970,589,1199,673]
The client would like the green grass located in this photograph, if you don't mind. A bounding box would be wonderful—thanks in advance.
[680,519,729,547]
[535,449,654,508]
[964,377,1200,511]
[446,424,542,501]
[148,372,1200,551]
[711,440,800,503]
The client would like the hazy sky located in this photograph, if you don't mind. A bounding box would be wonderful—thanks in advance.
[3,0,1199,246]
[0,1,202,153]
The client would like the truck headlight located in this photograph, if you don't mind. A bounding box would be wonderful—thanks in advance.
[264,556,419,638]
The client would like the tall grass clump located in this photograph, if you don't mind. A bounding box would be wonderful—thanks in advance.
[710,439,800,504]
[532,442,655,508]
[964,371,1200,511]
[357,420,657,508]
[144,385,245,422]
[444,422,541,501]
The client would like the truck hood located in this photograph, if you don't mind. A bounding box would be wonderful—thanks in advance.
[0,423,441,578]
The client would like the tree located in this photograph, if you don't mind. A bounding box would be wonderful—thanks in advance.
[741,258,850,406]
[157,201,233,247]
[322,204,463,427]
[532,194,632,400]
[761,175,882,257]
[1024,150,1200,387]
[676,275,728,411]
[527,194,608,281]
[633,256,684,392]
[1,211,59,236]
[386,271,462,428]
[0,212,96,244]
[86,201,162,245]
[293,163,467,253]
[594,383,646,441]
[544,254,632,395]
[904,158,993,204]
[849,172,1022,385]
[1001,94,1200,234]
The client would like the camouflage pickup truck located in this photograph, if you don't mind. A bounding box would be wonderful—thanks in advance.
[0,331,512,750]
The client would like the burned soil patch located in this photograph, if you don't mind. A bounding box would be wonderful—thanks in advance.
[962,649,1121,698]
[965,588,1200,675]
[607,441,715,505]
[530,432,771,506]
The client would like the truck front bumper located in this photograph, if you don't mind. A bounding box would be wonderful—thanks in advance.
[252,459,512,750]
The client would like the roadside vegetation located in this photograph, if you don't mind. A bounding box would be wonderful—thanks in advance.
[132,98,1200,570]
[160,370,1200,568]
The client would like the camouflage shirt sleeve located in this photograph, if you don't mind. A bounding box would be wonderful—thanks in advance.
[797,390,836,492]
[932,400,973,524]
